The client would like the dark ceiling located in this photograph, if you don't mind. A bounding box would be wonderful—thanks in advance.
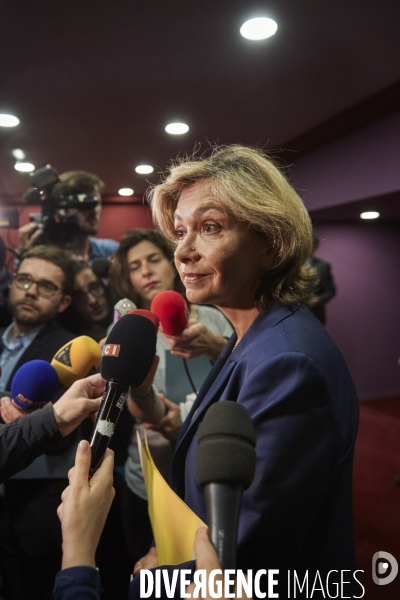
[1,0,400,202]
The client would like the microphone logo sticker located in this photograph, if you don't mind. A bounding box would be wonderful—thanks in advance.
[102,344,121,357]
[116,393,127,409]
[54,343,72,366]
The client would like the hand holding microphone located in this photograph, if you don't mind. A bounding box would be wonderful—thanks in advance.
[150,290,188,336]
[57,442,115,570]
[89,313,157,475]
[3,335,103,422]
[1,360,62,424]
[165,319,228,361]
[1,373,105,437]
[150,290,227,361]
[51,335,103,387]
[53,373,105,437]
[6,360,59,415]
[1,336,103,425]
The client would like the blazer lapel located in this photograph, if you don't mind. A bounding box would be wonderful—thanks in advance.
[9,322,57,385]
[171,303,300,496]
[171,335,237,494]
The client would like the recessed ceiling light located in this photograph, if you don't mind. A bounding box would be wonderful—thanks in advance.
[240,17,278,40]
[14,162,35,172]
[0,114,20,127]
[12,149,26,160]
[118,188,134,196]
[135,165,154,174]
[360,211,380,220]
[165,122,189,135]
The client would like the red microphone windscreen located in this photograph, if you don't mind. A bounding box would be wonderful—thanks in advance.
[150,290,188,336]
[128,309,159,331]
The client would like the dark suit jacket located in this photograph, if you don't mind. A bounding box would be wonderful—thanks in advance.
[174,303,358,573]
[1,321,77,557]
[1,320,75,392]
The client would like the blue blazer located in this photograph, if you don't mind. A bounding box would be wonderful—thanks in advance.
[129,302,359,599]
[171,302,358,574]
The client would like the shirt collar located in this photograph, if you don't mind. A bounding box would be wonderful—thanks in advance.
[1,322,45,352]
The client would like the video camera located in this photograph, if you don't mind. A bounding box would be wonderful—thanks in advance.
[23,165,99,249]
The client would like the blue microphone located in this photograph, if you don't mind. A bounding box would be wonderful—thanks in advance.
[11,360,60,411]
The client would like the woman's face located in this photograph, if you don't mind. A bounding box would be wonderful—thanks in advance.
[173,182,274,310]
[73,268,109,322]
[126,240,176,308]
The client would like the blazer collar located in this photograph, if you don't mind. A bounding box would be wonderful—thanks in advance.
[171,302,300,494]
[181,301,299,433]
[229,301,300,361]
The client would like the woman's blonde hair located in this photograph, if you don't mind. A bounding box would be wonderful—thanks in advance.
[148,145,315,308]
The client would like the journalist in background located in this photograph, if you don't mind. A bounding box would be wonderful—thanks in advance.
[132,145,359,595]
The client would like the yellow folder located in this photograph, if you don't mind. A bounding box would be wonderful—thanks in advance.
[138,430,206,565]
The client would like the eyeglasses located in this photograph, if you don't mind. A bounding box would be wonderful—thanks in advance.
[73,280,105,303]
[12,273,62,297]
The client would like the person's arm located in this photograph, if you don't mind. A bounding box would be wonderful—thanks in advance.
[53,441,115,600]
[164,319,228,361]
[127,355,166,424]
[0,373,104,482]
[57,442,115,568]
[142,392,183,441]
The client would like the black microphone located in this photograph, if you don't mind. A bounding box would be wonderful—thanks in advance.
[91,257,110,279]
[195,401,256,570]
[89,313,157,476]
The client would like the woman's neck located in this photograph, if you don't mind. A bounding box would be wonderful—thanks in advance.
[218,305,260,344]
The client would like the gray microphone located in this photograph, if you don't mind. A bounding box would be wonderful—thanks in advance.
[195,401,256,570]
[113,298,137,324]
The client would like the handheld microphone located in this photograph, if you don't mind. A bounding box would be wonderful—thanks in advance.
[113,298,137,324]
[89,313,157,475]
[11,360,60,411]
[150,290,189,336]
[128,308,160,331]
[195,401,256,570]
[51,335,102,387]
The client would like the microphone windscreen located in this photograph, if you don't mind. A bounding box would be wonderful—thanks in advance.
[113,298,137,323]
[91,258,110,278]
[51,335,102,387]
[150,290,188,336]
[128,309,159,331]
[11,360,59,411]
[195,401,256,490]
[100,313,157,387]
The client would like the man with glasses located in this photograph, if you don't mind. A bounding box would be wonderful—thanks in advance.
[0,245,75,393]
[0,245,79,600]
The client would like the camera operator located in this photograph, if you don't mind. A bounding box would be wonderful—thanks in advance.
[17,170,118,263]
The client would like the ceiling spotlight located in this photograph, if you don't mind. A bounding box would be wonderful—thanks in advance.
[12,149,26,160]
[360,211,380,220]
[118,188,134,196]
[0,113,20,127]
[165,122,189,135]
[135,165,154,175]
[240,17,278,40]
[14,162,35,172]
